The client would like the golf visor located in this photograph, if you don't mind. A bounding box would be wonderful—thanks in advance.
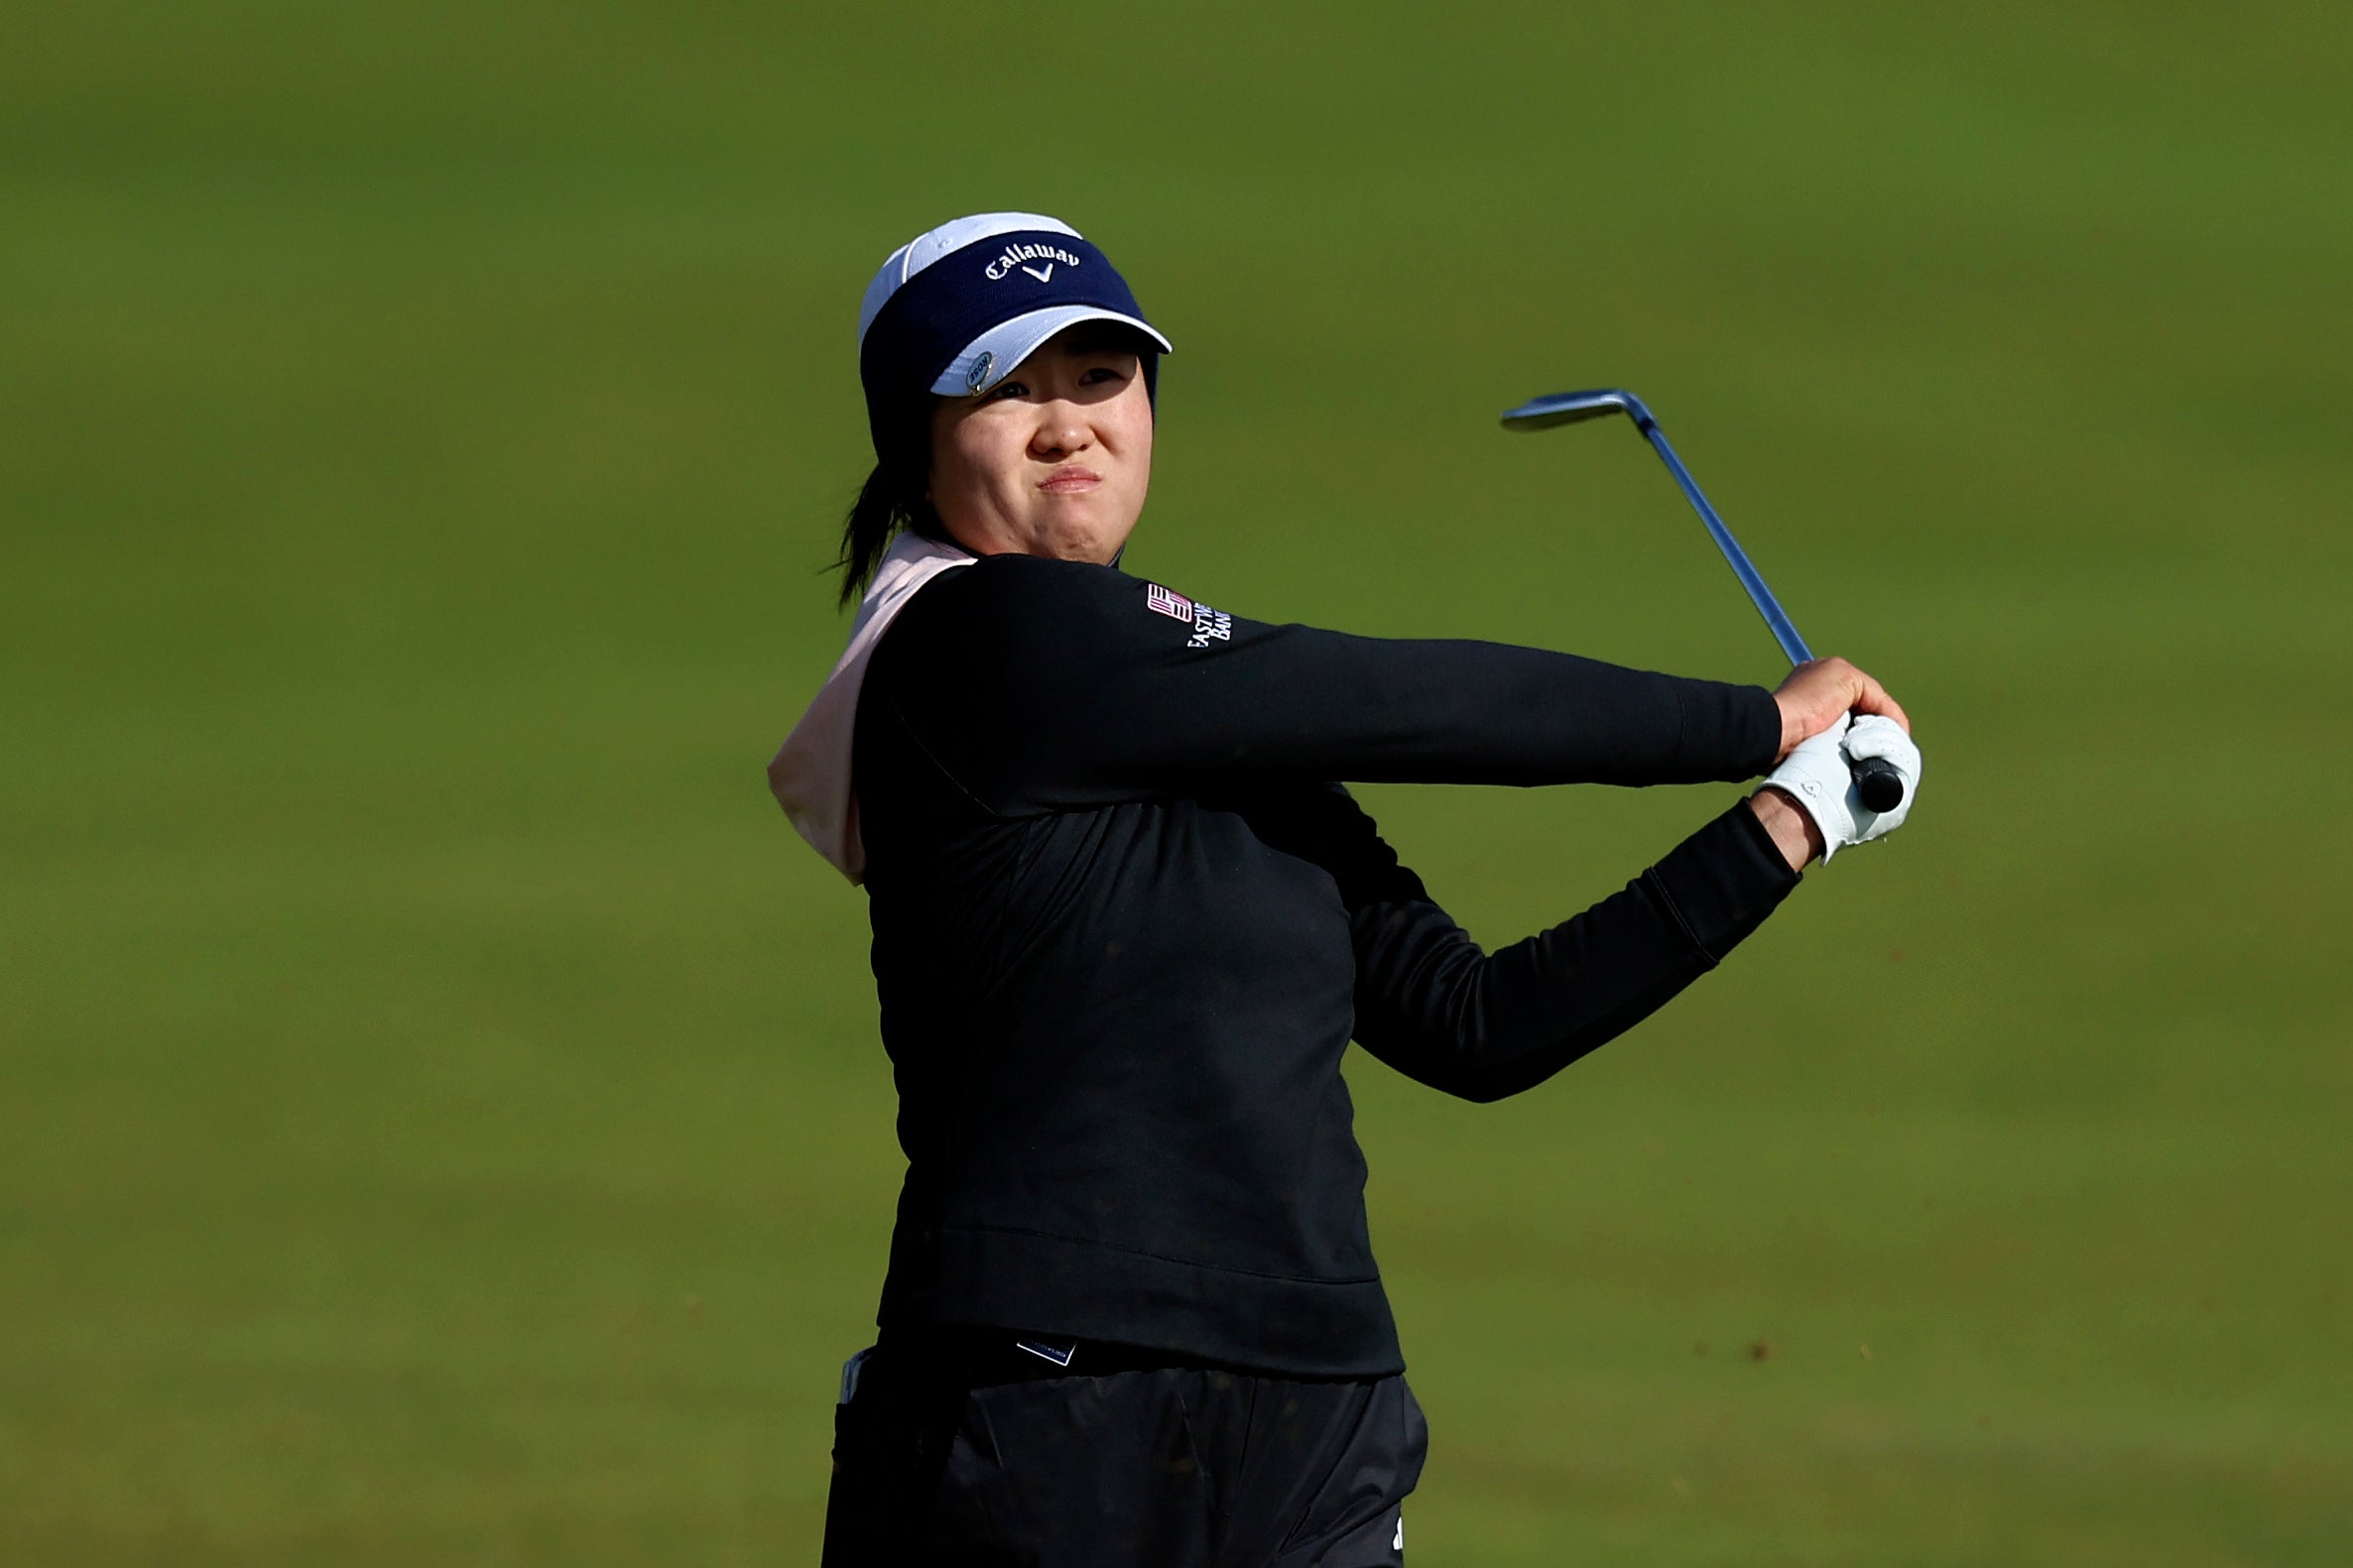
[856,212,1171,463]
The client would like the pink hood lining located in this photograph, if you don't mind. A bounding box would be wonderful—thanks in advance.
[768,532,977,883]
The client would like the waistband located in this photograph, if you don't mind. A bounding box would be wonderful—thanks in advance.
[872,1324,1235,1387]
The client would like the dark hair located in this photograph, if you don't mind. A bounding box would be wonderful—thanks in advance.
[833,460,945,608]
[832,393,945,608]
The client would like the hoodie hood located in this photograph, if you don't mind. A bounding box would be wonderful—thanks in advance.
[769,531,976,883]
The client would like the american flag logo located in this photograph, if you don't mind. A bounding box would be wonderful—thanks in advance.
[1146,583,1194,622]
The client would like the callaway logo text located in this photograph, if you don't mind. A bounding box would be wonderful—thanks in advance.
[985,242,1083,283]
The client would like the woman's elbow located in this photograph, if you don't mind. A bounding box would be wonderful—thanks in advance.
[1434,1028,1618,1103]
[1388,1057,1546,1104]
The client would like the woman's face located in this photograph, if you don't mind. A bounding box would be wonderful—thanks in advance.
[928,325,1154,563]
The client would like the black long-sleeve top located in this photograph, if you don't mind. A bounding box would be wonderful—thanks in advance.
[851,553,1799,1376]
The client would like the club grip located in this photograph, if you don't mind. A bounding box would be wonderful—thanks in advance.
[1850,753,1906,814]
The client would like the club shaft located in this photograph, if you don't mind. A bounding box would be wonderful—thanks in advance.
[1632,420,1814,666]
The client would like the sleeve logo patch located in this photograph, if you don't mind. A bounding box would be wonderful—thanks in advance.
[1147,582,1232,649]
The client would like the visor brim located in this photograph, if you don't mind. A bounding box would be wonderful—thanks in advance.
[931,306,1174,397]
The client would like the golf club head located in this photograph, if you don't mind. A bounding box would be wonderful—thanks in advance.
[1500,388,1656,432]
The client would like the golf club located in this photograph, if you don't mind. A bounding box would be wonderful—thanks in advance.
[1500,388,1907,814]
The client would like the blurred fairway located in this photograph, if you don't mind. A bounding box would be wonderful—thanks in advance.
[5,3,2351,1563]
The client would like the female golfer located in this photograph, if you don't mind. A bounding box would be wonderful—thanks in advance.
[771,212,1920,1566]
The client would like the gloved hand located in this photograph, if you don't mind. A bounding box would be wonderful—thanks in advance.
[1761,714,1921,862]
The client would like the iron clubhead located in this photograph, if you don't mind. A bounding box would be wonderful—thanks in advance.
[1500,388,1657,431]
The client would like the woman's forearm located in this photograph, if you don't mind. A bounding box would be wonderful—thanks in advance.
[1747,786,1825,870]
[1350,802,1803,1102]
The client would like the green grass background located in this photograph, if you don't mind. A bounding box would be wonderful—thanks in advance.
[6,3,2350,1563]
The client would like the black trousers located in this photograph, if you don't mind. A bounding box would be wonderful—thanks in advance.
[821,1333,1425,1566]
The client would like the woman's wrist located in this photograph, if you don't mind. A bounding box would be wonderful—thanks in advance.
[1747,786,1824,871]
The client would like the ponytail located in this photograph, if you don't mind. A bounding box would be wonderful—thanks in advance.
[832,405,945,607]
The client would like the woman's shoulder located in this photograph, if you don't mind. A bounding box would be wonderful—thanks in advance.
[862,553,1125,706]
[888,551,1146,654]
[957,549,1132,599]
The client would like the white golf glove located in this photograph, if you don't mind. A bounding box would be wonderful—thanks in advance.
[1762,714,1921,862]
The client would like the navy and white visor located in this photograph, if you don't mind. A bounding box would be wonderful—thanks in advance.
[856,212,1171,461]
